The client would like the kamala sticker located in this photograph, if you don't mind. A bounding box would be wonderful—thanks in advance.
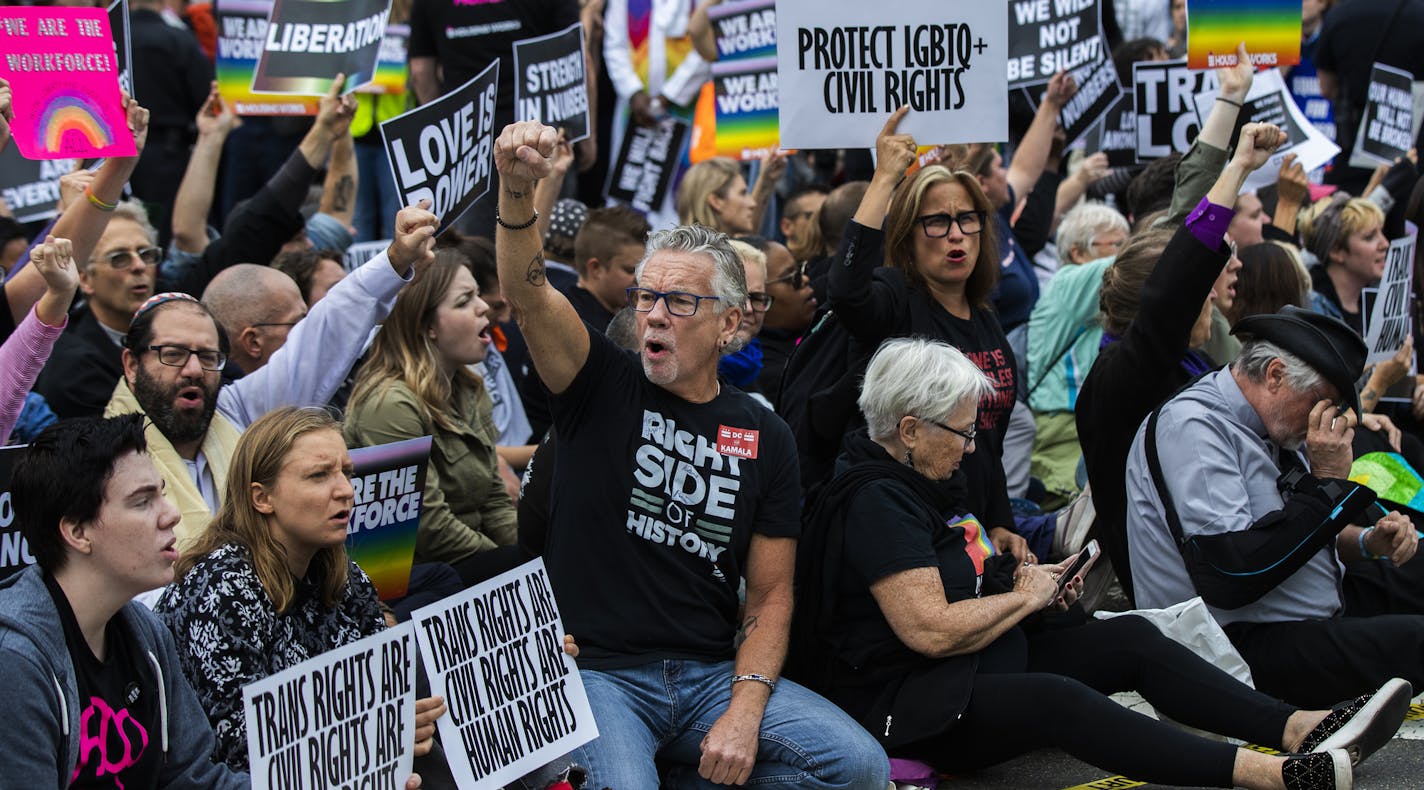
[717,425,760,459]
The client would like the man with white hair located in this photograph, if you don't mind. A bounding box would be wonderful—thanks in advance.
[1126,306,1424,712]
[493,120,890,789]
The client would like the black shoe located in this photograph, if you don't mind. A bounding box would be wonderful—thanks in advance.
[1282,749,1352,790]
[1299,677,1412,766]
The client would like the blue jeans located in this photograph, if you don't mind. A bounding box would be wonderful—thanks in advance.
[353,138,402,241]
[571,660,889,789]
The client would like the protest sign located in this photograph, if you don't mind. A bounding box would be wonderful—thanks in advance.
[108,0,132,98]
[606,116,689,213]
[346,437,430,600]
[0,8,137,160]
[512,23,589,143]
[1288,65,1336,144]
[1021,52,1120,149]
[1133,58,1218,160]
[1350,62,1414,169]
[412,559,596,790]
[344,239,391,270]
[243,623,418,790]
[1082,93,1138,166]
[698,56,780,161]
[1006,0,1103,88]
[0,147,77,223]
[358,24,409,96]
[1192,69,1339,192]
[709,0,776,61]
[775,0,1008,148]
[216,0,319,115]
[251,0,388,95]
[1185,0,1301,70]
[380,61,498,235]
[0,447,32,581]
[1363,224,1417,365]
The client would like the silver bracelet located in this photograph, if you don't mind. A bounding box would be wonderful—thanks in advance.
[731,673,777,692]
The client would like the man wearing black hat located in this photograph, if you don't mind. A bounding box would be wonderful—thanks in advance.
[1124,305,1424,708]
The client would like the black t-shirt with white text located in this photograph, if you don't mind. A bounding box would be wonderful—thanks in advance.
[45,573,162,789]
[547,329,801,669]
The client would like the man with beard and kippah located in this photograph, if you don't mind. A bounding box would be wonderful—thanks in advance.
[101,203,439,552]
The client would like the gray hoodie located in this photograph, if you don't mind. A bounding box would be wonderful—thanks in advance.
[0,566,249,789]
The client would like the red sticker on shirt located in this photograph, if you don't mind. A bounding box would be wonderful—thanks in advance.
[717,425,760,459]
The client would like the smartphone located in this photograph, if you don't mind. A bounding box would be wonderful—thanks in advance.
[1056,540,1100,595]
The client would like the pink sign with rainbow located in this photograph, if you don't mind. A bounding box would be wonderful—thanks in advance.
[0,8,136,160]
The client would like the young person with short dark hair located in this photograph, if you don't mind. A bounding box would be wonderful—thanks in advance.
[0,414,248,788]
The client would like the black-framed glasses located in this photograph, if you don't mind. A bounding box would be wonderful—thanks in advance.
[922,416,977,449]
[766,261,807,289]
[145,344,226,371]
[747,291,774,312]
[97,246,162,270]
[917,211,987,238]
[252,321,300,330]
[626,287,721,317]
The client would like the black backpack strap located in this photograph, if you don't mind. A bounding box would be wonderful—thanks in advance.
[1144,405,1187,546]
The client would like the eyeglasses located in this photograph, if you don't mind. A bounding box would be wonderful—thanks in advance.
[252,321,300,330]
[922,416,977,449]
[96,246,162,270]
[145,344,226,371]
[626,287,721,317]
[1089,236,1126,253]
[917,211,987,238]
[747,292,774,312]
[766,261,808,289]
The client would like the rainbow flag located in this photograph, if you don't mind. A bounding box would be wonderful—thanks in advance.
[1186,0,1301,71]
[699,56,779,162]
[347,436,431,600]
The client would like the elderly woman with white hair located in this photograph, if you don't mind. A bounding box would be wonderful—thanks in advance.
[1054,201,1131,268]
[790,336,1397,790]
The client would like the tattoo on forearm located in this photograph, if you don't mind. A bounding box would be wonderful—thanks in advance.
[525,250,547,287]
[332,175,354,212]
[734,615,759,649]
[1363,387,1379,404]
[505,186,527,199]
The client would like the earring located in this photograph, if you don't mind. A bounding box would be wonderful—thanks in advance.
[903,448,914,468]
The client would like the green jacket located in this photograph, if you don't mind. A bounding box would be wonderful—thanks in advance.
[344,378,517,565]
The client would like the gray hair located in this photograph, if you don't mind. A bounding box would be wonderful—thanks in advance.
[859,337,994,441]
[636,225,749,353]
[1056,201,1129,267]
[1231,339,1325,393]
[86,200,159,270]
[638,225,747,311]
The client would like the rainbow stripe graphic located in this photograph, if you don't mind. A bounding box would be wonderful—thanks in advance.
[948,514,998,576]
[215,0,319,115]
[1186,0,1301,70]
[38,91,116,153]
[364,25,409,95]
[707,57,780,161]
[347,436,431,600]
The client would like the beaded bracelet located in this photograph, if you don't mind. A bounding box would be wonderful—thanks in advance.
[731,673,777,692]
[85,185,117,212]
[495,206,538,230]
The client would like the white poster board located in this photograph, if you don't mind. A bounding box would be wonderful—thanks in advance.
[1191,69,1341,193]
[1363,223,1418,365]
[412,558,596,789]
[775,0,1008,148]
[242,623,418,790]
